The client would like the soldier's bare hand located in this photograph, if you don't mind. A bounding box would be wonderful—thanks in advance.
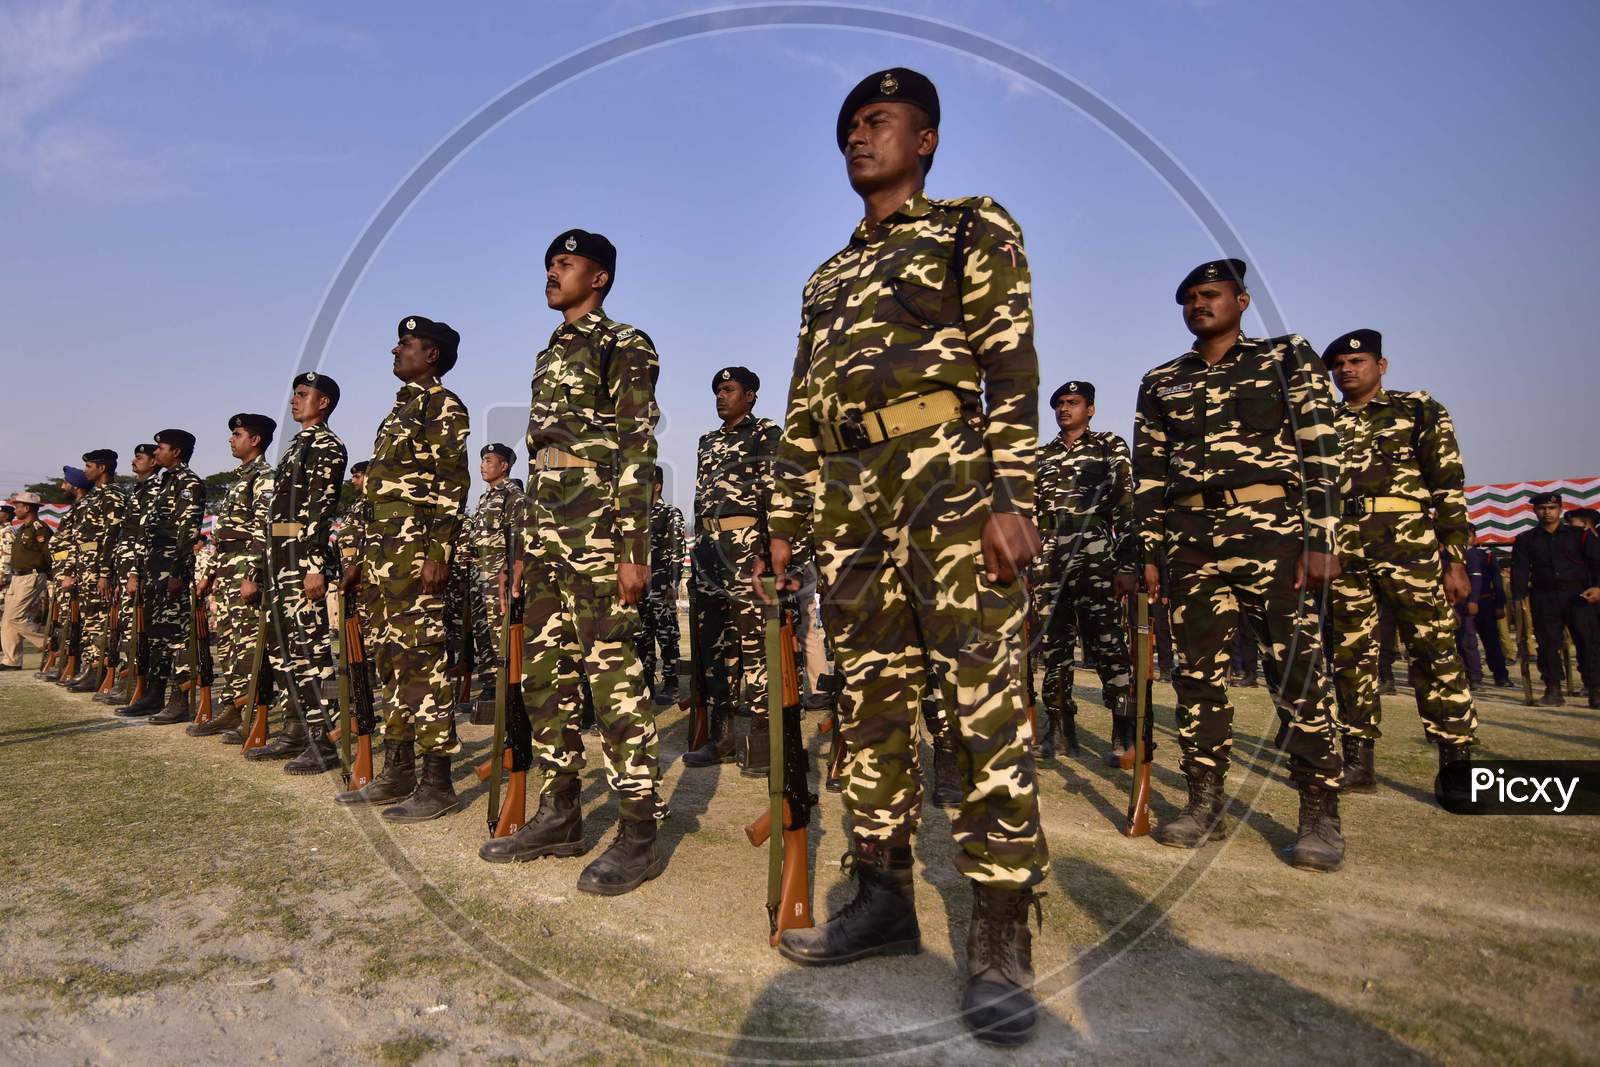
[1294,550,1340,592]
[97,577,111,599]
[1582,587,1600,605]
[196,577,212,600]
[981,512,1040,586]
[125,574,138,595]
[166,576,183,597]
[420,559,447,595]
[1113,572,1139,598]
[1142,563,1162,599]
[754,538,800,604]
[1441,561,1471,606]
[340,564,360,595]
[240,578,259,605]
[304,571,326,600]
[618,562,649,606]
[510,558,525,600]
[61,576,77,591]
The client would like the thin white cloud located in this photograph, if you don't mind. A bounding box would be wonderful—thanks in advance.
[0,0,145,135]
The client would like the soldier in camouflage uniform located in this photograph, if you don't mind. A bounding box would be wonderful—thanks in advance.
[189,414,275,737]
[338,318,471,821]
[1133,258,1345,872]
[683,366,780,776]
[335,461,370,572]
[758,70,1046,1046]
[246,373,348,773]
[1322,329,1477,792]
[98,444,160,705]
[1032,380,1137,763]
[41,469,89,682]
[137,429,207,724]
[638,465,684,706]
[64,450,127,692]
[479,228,668,897]
[455,442,519,721]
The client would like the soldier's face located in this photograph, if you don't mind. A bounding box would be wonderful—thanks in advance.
[291,384,329,423]
[228,426,259,460]
[153,442,181,467]
[714,381,755,422]
[83,460,107,483]
[392,334,438,382]
[352,472,366,493]
[1054,395,1092,433]
[545,253,607,311]
[652,482,662,504]
[1181,282,1247,339]
[1329,351,1386,397]
[480,454,509,483]
[843,102,936,192]
[1536,501,1563,525]
[132,453,156,477]
[13,504,34,522]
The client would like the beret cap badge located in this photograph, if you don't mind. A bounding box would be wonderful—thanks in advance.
[1350,338,1361,349]
[879,72,899,95]
[1203,263,1218,280]
[564,235,578,251]
[405,318,416,330]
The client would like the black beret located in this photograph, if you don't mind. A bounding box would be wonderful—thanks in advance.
[545,229,617,278]
[1569,507,1600,525]
[228,413,277,440]
[713,366,760,393]
[349,460,370,476]
[154,428,196,454]
[837,68,940,158]
[1049,380,1095,406]
[133,443,157,457]
[1322,329,1383,366]
[82,449,118,468]
[398,315,461,375]
[293,371,340,407]
[1175,258,1247,303]
[1530,491,1563,507]
[480,443,515,464]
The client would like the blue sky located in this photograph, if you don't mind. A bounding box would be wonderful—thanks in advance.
[4,0,1597,514]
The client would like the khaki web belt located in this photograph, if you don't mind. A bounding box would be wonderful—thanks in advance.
[1344,495,1426,517]
[270,522,304,538]
[703,515,757,534]
[817,389,963,455]
[533,446,597,470]
[1170,483,1288,509]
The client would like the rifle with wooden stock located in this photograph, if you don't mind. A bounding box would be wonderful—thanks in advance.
[1119,587,1154,837]
[681,578,711,751]
[482,538,531,838]
[40,592,59,673]
[186,587,215,724]
[745,576,816,946]
[129,580,149,702]
[1514,597,1534,706]
[240,607,272,752]
[340,602,378,791]
[97,586,122,693]
[61,588,83,682]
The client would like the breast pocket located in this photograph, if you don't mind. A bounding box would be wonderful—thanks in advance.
[1236,385,1286,433]
[878,252,960,329]
[1075,459,1110,491]
[1160,392,1202,439]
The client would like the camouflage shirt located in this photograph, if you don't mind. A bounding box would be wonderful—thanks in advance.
[254,423,347,579]
[212,456,273,563]
[113,475,158,579]
[463,480,521,580]
[1035,429,1136,569]
[364,376,471,565]
[1334,388,1469,565]
[770,191,1039,538]
[694,414,779,527]
[1133,333,1342,558]
[649,499,685,591]
[335,496,370,569]
[143,464,207,576]
[525,308,660,565]
[50,498,85,580]
[72,483,128,583]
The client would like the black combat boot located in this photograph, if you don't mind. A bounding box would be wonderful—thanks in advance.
[1060,711,1080,756]
[1151,765,1227,848]
[479,773,584,863]
[115,675,167,718]
[1290,783,1344,872]
[1036,708,1058,760]
[95,679,131,705]
[380,753,460,822]
[1539,684,1566,707]
[1338,735,1376,794]
[1104,715,1132,767]
[66,661,101,692]
[335,741,416,805]
[930,734,963,808]
[40,659,63,682]
[682,708,735,767]
[247,714,307,761]
[576,815,666,895]
[283,722,340,775]
[778,842,919,965]
[1380,677,1398,696]
[1237,669,1259,688]
[1589,688,1600,710]
[961,883,1042,1047]
[1435,743,1473,808]
[739,713,771,778]
[147,682,194,725]
[187,700,243,737]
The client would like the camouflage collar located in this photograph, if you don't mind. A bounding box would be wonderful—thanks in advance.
[1337,388,1395,414]
[553,308,608,341]
[396,375,441,400]
[232,455,268,475]
[850,189,933,243]
[1178,332,1256,364]
[715,412,757,435]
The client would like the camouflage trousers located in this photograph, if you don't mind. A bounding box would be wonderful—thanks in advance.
[521,466,659,822]
[816,426,1047,890]
[76,577,113,673]
[264,550,335,731]
[1164,498,1341,788]
[210,551,258,707]
[1036,534,1131,717]
[144,550,195,685]
[1327,534,1477,747]
[693,525,767,715]
[359,510,457,756]
[635,580,680,695]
